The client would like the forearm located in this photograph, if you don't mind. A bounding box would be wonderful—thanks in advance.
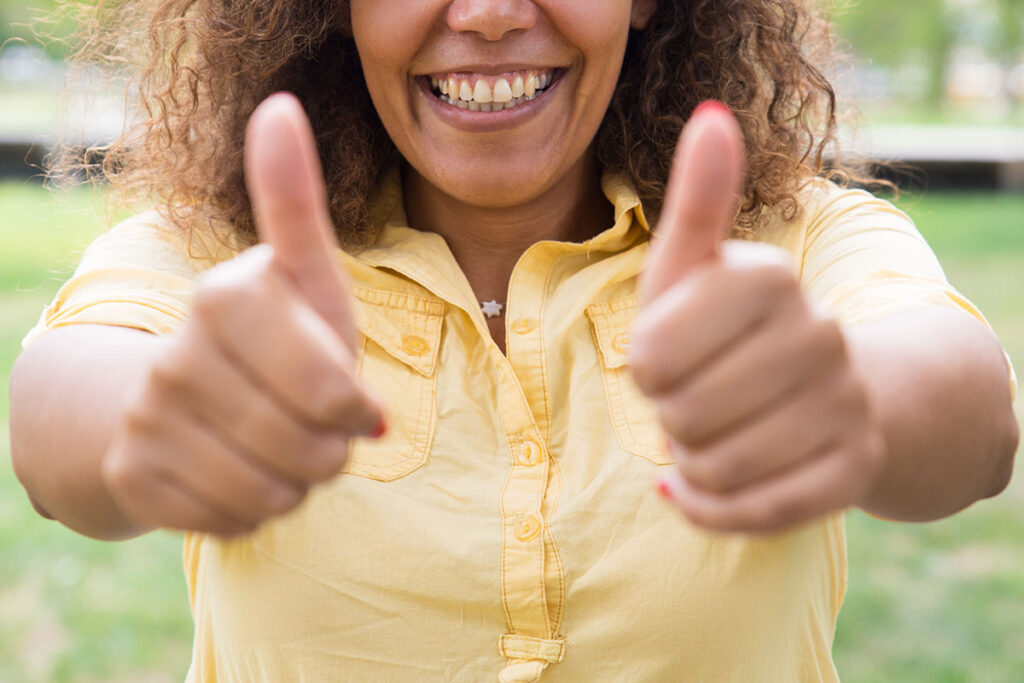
[848,306,1018,521]
[9,325,167,540]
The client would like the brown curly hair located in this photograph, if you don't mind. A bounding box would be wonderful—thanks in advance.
[50,0,853,246]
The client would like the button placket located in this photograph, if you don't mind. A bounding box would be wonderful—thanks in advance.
[497,246,566,679]
[517,438,543,467]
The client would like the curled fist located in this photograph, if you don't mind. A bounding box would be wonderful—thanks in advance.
[102,95,384,537]
[631,103,886,534]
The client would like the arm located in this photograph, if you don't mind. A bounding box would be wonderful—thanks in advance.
[10,325,168,540]
[631,103,1016,533]
[9,95,382,543]
[849,305,1017,521]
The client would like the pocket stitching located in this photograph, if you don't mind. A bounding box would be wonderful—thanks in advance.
[343,289,442,481]
[587,297,672,466]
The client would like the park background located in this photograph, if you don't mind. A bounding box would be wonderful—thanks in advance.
[1,0,1023,680]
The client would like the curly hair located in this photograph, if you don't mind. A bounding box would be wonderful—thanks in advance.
[50,0,854,246]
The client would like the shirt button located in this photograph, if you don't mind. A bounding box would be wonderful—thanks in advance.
[514,514,542,542]
[511,318,537,335]
[517,439,542,467]
[611,332,632,354]
[401,335,430,356]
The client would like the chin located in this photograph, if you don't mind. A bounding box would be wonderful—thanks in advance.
[424,157,570,209]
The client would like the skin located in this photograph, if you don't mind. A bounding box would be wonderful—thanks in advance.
[352,0,657,348]
[8,0,1018,540]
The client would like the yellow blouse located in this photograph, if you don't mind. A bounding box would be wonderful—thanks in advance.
[26,172,1004,682]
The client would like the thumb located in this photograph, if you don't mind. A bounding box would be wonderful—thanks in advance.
[244,92,359,351]
[640,101,745,303]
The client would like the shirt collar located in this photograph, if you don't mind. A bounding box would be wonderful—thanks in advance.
[350,165,650,308]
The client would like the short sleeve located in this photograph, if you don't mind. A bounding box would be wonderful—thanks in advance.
[797,183,1016,397]
[22,211,222,348]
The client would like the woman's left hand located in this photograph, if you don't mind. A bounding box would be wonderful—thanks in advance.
[630,103,886,534]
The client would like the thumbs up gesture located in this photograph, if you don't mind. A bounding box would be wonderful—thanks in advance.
[102,94,383,537]
[630,102,885,534]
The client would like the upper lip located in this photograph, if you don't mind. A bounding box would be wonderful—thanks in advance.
[417,63,562,77]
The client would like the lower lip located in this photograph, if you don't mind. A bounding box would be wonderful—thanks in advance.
[416,71,563,133]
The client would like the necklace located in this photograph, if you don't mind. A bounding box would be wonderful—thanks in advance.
[481,300,504,318]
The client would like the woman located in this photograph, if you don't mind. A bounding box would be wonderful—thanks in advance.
[10,0,1017,680]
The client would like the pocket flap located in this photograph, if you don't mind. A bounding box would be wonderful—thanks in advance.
[352,286,445,377]
[585,295,640,370]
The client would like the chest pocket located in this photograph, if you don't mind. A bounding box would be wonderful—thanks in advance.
[346,287,444,481]
[586,296,672,466]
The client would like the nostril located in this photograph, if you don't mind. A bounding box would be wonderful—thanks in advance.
[446,0,539,41]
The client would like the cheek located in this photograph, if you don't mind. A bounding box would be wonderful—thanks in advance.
[548,1,632,65]
[350,1,430,99]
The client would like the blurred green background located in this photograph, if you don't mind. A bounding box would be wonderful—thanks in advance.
[2,0,1023,681]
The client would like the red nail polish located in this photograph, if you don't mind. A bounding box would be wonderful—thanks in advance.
[692,99,731,119]
[371,418,387,439]
[655,479,672,499]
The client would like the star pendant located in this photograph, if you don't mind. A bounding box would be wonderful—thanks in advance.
[481,300,504,318]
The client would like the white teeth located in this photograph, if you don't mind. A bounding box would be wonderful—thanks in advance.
[473,79,493,103]
[431,71,555,111]
[493,78,513,103]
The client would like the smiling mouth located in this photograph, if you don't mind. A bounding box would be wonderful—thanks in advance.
[424,69,560,112]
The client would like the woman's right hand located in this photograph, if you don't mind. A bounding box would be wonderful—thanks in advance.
[102,94,384,537]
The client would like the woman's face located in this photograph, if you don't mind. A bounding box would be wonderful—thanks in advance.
[350,0,657,209]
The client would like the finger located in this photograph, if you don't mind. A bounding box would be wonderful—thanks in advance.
[105,451,255,537]
[245,92,359,350]
[655,297,840,446]
[167,324,353,483]
[631,242,793,396]
[641,100,745,302]
[194,246,384,435]
[657,444,869,534]
[671,377,842,494]
[155,412,306,524]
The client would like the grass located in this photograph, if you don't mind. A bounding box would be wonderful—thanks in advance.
[0,182,192,683]
[834,192,1024,682]
[0,182,1022,681]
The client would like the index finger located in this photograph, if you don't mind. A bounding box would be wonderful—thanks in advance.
[244,93,359,350]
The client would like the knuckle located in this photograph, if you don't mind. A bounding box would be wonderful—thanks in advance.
[259,482,304,516]
[227,395,274,444]
[628,348,659,395]
[705,456,745,493]
[307,378,359,425]
[191,277,239,319]
[102,449,143,495]
[660,401,698,445]
[680,458,718,493]
[121,400,160,436]
[752,261,797,298]
[147,354,192,397]
[305,437,350,481]
[754,498,795,531]
[679,499,726,532]
[810,316,845,359]
[213,516,260,538]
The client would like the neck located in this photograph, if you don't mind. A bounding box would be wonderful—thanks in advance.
[402,153,610,305]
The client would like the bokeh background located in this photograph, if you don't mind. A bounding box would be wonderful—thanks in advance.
[2,1,1022,681]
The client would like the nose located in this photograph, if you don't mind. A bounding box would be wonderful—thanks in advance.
[447,0,538,42]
